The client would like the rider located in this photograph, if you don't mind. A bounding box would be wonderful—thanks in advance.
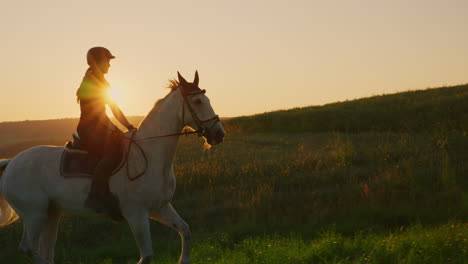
[76,47,135,219]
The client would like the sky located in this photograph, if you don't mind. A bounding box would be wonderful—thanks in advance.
[1,0,467,122]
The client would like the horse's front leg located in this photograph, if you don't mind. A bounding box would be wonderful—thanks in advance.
[123,207,153,264]
[150,203,191,264]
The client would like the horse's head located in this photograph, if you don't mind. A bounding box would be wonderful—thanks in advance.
[177,71,226,145]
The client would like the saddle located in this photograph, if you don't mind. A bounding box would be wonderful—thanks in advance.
[60,132,126,178]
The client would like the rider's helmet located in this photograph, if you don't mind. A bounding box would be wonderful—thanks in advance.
[87,47,115,66]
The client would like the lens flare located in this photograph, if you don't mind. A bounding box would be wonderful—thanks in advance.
[107,86,123,104]
[105,85,125,117]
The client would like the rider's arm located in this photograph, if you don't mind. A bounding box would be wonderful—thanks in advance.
[108,100,135,130]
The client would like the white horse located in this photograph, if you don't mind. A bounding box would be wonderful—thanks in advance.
[0,71,225,264]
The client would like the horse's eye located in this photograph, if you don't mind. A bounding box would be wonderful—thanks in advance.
[194,99,202,105]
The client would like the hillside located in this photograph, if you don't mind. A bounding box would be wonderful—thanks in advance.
[225,84,468,134]
[1,84,466,143]
[0,85,467,263]
[0,117,144,157]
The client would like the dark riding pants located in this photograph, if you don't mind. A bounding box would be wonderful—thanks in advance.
[78,124,124,194]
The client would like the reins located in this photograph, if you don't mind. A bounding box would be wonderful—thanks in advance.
[121,129,199,182]
[129,130,200,141]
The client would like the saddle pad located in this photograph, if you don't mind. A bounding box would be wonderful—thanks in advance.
[60,145,127,178]
[60,131,134,178]
[60,150,100,178]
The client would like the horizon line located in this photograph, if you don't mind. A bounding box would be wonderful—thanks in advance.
[1,82,466,124]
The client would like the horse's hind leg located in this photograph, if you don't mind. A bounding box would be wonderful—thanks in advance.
[17,196,52,264]
[23,212,50,263]
[8,201,46,262]
[39,205,63,264]
[19,223,32,258]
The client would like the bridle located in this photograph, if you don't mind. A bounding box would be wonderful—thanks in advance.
[119,85,220,181]
[129,85,220,141]
[180,86,220,138]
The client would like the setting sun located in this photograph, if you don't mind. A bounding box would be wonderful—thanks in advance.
[106,85,125,116]
[107,85,123,104]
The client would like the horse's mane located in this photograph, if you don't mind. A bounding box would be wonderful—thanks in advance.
[153,79,180,109]
[167,79,179,92]
[138,78,213,149]
[139,79,180,126]
[143,77,202,120]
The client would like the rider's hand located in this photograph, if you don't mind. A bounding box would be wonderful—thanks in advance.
[127,124,136,131]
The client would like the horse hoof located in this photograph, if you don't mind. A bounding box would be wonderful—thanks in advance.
[18,244,32,258]
[137,255,153,264]
[32,255,51,264]
[179,257,191,264]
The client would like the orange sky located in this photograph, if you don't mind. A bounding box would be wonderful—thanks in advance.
[1,0,467,122]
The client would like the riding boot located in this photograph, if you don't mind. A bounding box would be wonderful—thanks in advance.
[84,157,124,221]
[85,178,123,221]
[84,179,105,213]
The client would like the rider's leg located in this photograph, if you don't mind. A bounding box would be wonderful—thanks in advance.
[85,138,123,220]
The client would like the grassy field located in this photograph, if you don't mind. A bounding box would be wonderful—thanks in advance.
[0,85,467,263]
[226,84,468,134]
[1,220,466,263]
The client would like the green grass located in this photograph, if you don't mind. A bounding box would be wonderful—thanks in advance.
[1,220,465,263]
[188,223,467,264]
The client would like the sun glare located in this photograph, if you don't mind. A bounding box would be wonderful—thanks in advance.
[106,85,125,117]
[107,86,123,104]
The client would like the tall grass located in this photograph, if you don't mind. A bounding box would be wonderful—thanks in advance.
[172,132,467,233]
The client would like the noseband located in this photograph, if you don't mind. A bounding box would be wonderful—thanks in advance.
[180,86,220,137]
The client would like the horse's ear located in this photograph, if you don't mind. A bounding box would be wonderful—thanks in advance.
[178,71,188,86]
[193,70,199,86]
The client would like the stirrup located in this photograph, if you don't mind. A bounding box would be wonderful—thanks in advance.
[85,192,124,221]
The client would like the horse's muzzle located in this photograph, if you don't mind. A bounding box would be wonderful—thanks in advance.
[207,126,225,145]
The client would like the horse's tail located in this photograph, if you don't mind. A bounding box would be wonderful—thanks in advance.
[0,159,20,227]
